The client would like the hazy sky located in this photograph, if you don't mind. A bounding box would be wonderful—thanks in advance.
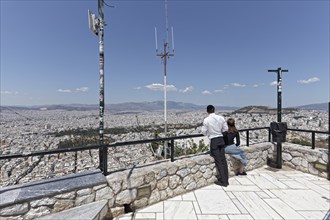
[1,0,329,107]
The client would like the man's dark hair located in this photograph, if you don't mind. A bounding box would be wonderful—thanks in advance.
[207,105,215,113]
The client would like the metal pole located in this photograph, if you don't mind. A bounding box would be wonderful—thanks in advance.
[276,68,282,169]
[277,68,282,123]
[98,0,107,174]
[164,41,168,159]
[246,130,249,147]
[268,67,288,169]
[156,0,174,160]
[170,139,174,162]
[328,102,330,180]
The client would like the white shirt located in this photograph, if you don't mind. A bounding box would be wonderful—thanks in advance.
[201,113,228,139]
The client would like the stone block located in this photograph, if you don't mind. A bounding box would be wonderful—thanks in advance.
[156,168,168,180]
[144,171,156,183]
[30,198,56,208]
[182,175,194,189]
[282,152,292,161]
[167,165,178,175]
[54,192,75,200]
[107,180,122,195]
[132,198,148,209]
[159,190,167,200]
[190,164,200,174]
[24,206,50,220]
[202,168,213,179]
[169,175,180,189]
[127,175,144,189]
[157,177,169,191]
[110,206,125,218]
[95,186,114,201]
[172,185,184,196]
[185,181,197,191]
[75,193,95,206]
[0,203,29,216]
[77,188,92,197]
[115,189,137,205]
[177,168,190,178]
[53,199,74,213]
[93,184,108,191]
[148,189,160,205]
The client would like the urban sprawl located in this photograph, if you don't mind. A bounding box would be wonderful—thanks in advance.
[0,108,328,187]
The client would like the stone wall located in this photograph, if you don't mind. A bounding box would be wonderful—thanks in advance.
[281,143,328,178]
[0,171,110,220]
[0,142,277,219]
[102,142,272,217]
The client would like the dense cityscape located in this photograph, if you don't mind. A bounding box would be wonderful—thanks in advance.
[0,107,328,186]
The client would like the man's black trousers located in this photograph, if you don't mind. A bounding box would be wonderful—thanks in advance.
[210,136,229,185]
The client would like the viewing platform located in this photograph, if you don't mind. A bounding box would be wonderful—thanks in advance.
[114,165,330,220]
[0,141,329,220]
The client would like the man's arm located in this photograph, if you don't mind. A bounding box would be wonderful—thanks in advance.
[221,118,228,133]
[201,120,208,136]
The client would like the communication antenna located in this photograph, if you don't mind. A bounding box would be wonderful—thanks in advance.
[88,0,107,174]
[88,10,99,35]
[155,0,175,159]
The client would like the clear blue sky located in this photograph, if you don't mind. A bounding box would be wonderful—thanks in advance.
[1,0,329,107]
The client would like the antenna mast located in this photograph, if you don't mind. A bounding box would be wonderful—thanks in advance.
[88,0,107,174]
[155,0,174,159]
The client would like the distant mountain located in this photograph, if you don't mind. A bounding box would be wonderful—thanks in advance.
[233,106,297,114]
[2,102,327,112]
[107,101,238,113]
[295,103,328,111]
[0,101,238,112]
[0,104,97,111]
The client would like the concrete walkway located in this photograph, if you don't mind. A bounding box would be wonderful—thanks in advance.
[114,166,330,220]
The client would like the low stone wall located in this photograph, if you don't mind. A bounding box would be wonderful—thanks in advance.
[281,143,328,178]
[0,171,111,220]
[104,142,272,217]
[0,142,273,219]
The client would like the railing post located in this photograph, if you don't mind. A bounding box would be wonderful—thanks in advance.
[311,131,315,149]
[246,130,249,147]
[268,127,271,142]
[328,102,330,180]
[170,139,174,162]
[100,146,108,175]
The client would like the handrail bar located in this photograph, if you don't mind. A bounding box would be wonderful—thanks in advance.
[239,127,269,132]
[0,134,203,160]
[1,126,327,161]
[287,128,328,135]
[0,144,109,160]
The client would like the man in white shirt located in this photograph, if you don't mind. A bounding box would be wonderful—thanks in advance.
[201,105,229,187]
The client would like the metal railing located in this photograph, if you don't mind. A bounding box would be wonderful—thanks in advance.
[287,128,329,149]
[239,127,270,146]
[0,126,328,176]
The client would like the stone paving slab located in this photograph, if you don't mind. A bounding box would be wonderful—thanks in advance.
[36,199,108,220]
[115,166,330,220]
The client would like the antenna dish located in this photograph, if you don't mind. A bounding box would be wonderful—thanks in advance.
[88,10,99,35]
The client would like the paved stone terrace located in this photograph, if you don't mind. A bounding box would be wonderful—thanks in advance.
[114,166,330,220]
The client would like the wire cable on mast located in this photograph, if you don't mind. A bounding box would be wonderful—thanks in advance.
[102,0,114,8]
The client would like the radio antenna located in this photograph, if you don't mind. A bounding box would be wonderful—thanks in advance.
[155,0,174,159]
[88,0,110,174]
